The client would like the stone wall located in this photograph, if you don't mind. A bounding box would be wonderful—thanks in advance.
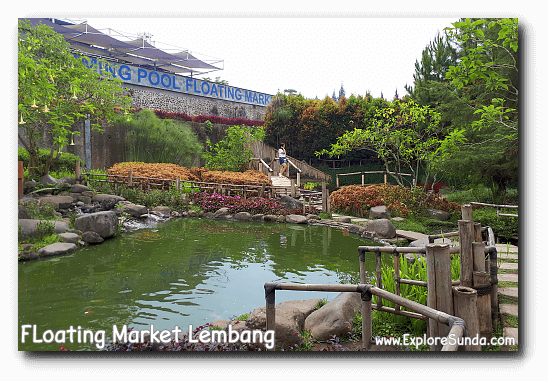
[126,84,267,121]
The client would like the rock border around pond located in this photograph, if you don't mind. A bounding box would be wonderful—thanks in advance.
[18,191,401,262]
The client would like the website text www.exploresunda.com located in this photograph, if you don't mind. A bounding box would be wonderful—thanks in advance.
[375,333,515,349]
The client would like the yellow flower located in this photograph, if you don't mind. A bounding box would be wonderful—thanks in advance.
[30,99,38,108]
[43,105,49,113]
[18,115,26,124]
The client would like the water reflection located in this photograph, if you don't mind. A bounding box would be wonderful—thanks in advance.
[18,218,378,350]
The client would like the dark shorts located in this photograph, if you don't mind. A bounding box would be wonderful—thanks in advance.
[279,157,287,164]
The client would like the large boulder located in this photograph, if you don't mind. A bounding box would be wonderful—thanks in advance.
[263,214,278,222]
[121,203,148,218]
[74,211,118,238]
[213,207,230,218]
[369,205,391,220]
[285,214,307,224]
[246,298,321,349]
[58,232,80,244]
[304,292,361,341]
[37,242,77,258]
[364,218,396,239]
[38,195,74,210]
[151,206,171,217]
[91,194,125,204]
[278,195,303,211]
[81,231,105,244]
[71,184,90,193]
[428,209,451,221]
[233,212,252,221]
[18,219,70,238]
[40,174,58,186]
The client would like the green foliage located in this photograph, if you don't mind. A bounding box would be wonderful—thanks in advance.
[19,148,83,180]
[473,207,518,241]
[30,234,63,251]
[116,109,202,167]
[203,125,265,172]
[34,220,56,239]
[317,99,465,187]
[22,200,57,220]
[391,215,459,236]
[18,19,131,176]
[373,253,461,336]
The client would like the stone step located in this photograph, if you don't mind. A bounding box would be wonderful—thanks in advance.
[495,243,518,253]
[396,230,428,241]
[498,252,518,260]
[500,303,518,317]
[503,327,518,346]
[499,262,518,271]
[499,287,518,298]
[499,273,518,283]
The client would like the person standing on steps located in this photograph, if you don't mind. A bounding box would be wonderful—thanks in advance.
[278,143,288,177]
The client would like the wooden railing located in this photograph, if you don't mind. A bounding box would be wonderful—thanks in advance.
[470,201,518,218]
[336,170,415,188]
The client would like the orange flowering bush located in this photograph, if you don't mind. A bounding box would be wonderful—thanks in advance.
[107,162,271,187]
[331,184,460,218]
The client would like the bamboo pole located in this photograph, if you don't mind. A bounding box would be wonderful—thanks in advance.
[473,271,492,340]
[290,179,296,198]
[489,247,499,328]
[361,172,365,186]
[384,172,388,184]
[375,251,383,308]
[458,220,474,288]
[393,252,401,312]
[336,174,339,188]
[441,324,465,351]
[461,204,473,221]
[472,242,486,272]
[452,286,480,351]
[297,172,300,187]
[426,243,453,350]
[474,222,482,243]
[128,170,133,187]
[264,284,276,351]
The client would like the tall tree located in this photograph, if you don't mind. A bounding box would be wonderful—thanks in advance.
[18,19,131,176]
[404,31,458,107]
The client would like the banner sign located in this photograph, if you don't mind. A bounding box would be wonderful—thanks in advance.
[76,56,274,107]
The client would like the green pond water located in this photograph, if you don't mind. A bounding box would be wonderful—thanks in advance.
[18,218,379,351]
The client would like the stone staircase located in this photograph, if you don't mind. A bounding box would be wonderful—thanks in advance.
[496,243,519,349]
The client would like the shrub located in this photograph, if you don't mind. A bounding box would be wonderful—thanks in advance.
[19,148,83,179]
[473,208,518,241]
[330,184,461,218]
[191,192,288,215]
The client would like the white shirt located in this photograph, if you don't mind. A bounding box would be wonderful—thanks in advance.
[279,148,286,158]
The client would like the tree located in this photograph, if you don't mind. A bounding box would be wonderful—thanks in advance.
[316,99,465,187]
[442,18,519,191]
[18,19,131,176]
[203,125,265,172]
[338,83,346,100]
[404,32,458,107]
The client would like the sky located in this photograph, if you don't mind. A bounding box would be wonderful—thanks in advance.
[62,17,458,100]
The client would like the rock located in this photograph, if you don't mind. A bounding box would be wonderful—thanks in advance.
[246,299,321,349]
[306,214,320,221]
[364,218,396,239]
[252,213,264,222]
[336,216,352,223]
[58,232,80,244]
[203,211,214,218]
[346,224,365,235]
[187,210,199,218]
[71,184,90,193]
[234,212,252,221]
[18,204,29,219]
[409,237,452,248]
[37,242,77,257]
[74,211,118,238]
[121,203,148,218]
[208,320,247,331]
[213,207,230,218]
[81,191,96,198]
[91,194,125,204]
[39,195,74,210]
[79,195,92,205]
[18,219,70,238]
[19,251,40,261]
[81,231,104,244]
[392,217,405,222]
[369,205,391,220]
[59,176,76,185]
[170,211,181,217]
[151,206,171,217]
[277,215,286,223]
[278,195,303,211]
[304,292,361,341]
[285,214,308,224]
[428,209,451,221]
[263,215,278,222]
[40,174,58,186]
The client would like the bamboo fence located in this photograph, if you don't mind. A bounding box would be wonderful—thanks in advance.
[263,204,499,351]
[335,170,416,188]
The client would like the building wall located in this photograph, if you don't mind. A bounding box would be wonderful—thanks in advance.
[126,84,267,121]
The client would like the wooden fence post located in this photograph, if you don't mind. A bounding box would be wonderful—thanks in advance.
[426,243,453,351]
[128,170,133,187]
[290,179,296,198]
[452,286,480,351]
[336,174,339,188]
[384,172,387,184]
[361,172,365,186]
[18,161,24,198]
[461,204,473,221]
[473,271,492,340]
[458,219,474,288]
[297,172,300,187]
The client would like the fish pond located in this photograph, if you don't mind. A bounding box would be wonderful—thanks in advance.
[18,218,380,351]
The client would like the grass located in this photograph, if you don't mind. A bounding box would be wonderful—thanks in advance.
[391,214,459,235]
